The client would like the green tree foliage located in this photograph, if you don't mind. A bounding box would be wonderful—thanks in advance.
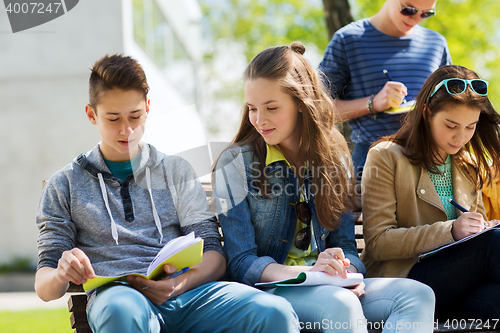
[199,0,328,138]
[200,0,328,62]
[353,0,500,108]
[199,0,500,139]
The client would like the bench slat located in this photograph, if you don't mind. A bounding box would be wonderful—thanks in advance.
[68,294,87,312]
[73,328,93,333]
[70,311,91,329]
[67,282,85,293]
[355,224,363,237]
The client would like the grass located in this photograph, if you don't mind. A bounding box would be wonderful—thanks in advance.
[0,308,73,333]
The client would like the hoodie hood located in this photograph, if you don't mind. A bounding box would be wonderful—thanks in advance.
[75,142,164,244]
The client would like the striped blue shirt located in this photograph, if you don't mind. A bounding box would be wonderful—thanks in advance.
[319,19,451,144]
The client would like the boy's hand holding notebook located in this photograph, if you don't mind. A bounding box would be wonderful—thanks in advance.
[83,232,203,291]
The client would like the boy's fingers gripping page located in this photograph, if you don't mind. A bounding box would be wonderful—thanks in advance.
[70,248,95,279]
[163,264,178,276]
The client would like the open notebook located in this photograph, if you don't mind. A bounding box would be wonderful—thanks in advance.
[419,223,500,260]
[83,232,203,291]
[255,271,363,288]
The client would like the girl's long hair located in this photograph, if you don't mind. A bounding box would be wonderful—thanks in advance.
[381,65,500,188]
[228,41,353,230]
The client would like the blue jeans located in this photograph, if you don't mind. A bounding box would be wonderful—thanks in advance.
[351,143,372,182]
[87,281,299,333]
[408,229,500,320]
[270,277,435,333]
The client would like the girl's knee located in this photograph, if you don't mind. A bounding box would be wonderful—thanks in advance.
[238,292,299,332]
[313,286,364,317]
[414,282,435,306]
[400,279,434,306]
[254,292,298,322]
[364,278,435,313]
[385,279,435,311]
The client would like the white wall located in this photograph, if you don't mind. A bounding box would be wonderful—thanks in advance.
[122,0,208,160]
[0,0,205,265]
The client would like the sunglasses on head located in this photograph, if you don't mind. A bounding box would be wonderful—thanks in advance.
[429,78,489,99]
[399,1,436,18]
[290,201,312,251]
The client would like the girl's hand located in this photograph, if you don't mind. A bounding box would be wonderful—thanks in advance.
[310,247,350,278]
[373,81,407,112]
[344,264,365,297]
[487,219,500,228]
[350,281,365,298]
[56,248,95,285]
[452,212,487,240]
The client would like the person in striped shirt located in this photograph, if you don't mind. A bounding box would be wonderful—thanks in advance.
[319,0,451,181]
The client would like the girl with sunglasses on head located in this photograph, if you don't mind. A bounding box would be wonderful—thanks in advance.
[319,0,451,182]
[213,41,436,333]
[361,65,500,321]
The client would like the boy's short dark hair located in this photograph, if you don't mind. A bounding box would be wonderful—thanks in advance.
[89,54,149,111]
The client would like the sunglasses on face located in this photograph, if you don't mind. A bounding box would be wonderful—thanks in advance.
[429,78,489,99]
[290,201,312,251]
[399,1,436,18]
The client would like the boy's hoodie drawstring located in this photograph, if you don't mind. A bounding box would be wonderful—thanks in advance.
[97,167,163,245]
[97,173,119,245]
[146,167,163,243]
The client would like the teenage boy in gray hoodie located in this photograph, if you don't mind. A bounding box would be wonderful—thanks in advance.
[35,54,298,333]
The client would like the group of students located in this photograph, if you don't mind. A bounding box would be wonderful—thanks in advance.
[35,0,500,332]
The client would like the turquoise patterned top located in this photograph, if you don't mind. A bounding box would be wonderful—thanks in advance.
[427,155,458,220]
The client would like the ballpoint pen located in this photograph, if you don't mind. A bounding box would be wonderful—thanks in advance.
[164,267,190,279]
[448,199,468,213]
[448,198,488,228]
[142,267,191,290]
[383,69,407,103]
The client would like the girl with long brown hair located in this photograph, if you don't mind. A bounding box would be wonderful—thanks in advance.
[362,64,500,321]
[213,42,435,333]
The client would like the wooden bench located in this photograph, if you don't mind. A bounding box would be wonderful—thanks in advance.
[65,185,500,333]
[67,284,91,333]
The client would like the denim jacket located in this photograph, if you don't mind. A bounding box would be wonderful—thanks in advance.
[214,144,366,286]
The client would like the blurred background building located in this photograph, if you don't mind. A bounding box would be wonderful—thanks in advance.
[0,0,206,266]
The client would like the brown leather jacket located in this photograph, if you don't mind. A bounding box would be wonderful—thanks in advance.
[360,141,486,278]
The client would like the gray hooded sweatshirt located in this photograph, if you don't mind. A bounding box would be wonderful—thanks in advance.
[36,143,222,278]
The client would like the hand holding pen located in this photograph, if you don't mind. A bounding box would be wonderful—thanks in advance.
[162,267,190,280]
[370,70,408,112]
[449,199,488,228]
[383,69,407,104]
[127,265,191,304]
[449,199,488,240]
